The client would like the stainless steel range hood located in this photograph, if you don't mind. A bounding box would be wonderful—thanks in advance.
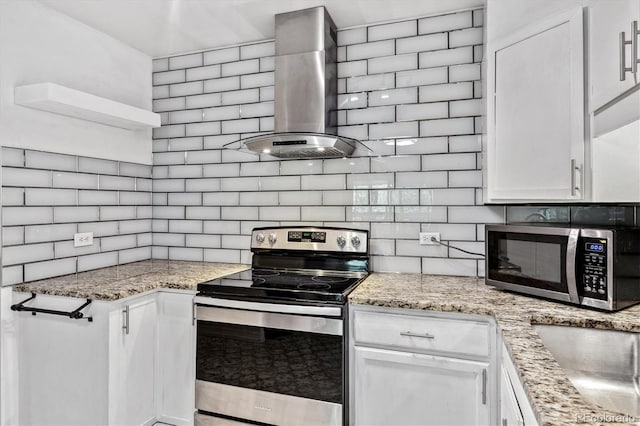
[229,7,366,159]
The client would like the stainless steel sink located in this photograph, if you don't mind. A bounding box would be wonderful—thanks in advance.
[533,324,640,416]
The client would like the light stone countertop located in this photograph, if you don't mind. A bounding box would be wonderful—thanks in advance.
[12,260,250,300]
[349,273,640,426]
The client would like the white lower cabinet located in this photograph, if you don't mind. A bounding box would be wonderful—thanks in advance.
[350,304,497,426]
[13,289,196,426]
[499,342,538,426]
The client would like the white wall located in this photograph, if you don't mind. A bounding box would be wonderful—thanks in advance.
[0,1,153,164]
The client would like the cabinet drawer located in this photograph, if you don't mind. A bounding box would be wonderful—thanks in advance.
[353,310,491,358]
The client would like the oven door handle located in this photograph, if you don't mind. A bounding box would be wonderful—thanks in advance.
[193,296,343,317]
[195,303,343,336]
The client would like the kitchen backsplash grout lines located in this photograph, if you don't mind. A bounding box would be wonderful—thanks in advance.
[150,9,500,277]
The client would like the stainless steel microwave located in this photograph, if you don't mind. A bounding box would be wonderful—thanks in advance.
[485,224,640,311]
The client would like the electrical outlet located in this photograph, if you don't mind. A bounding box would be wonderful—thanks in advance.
[419,232,440,245]
[74,232,93,247]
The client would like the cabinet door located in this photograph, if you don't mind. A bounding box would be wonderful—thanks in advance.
[487,8,584,202]
[156,291,196,426]
[590,0,640,112]
[500,367,524,426]
[352,346,489,426]
[110,295,157,426]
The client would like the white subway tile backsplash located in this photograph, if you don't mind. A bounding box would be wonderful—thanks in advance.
[221,88,260,105]
[53,207,99,223]
[168,165,204,178]
[369,20,417,41]
[396,240,447,257]
[153,97,186,113]
[238,162,279,177]
[170,109,203,124]
[396,67,447,87]
[204,249,240,263]
[186,207,221,220]
[347,40,395,61]
[3,265,24,286]
[25,224,76,245]
[121,163,152,178]
[347,173,394,189]
[168,220,203,234]
[187,64,221,81]
[78,221,119,237]
[395,137,448,155]
[449,64,481,82]
[99,206,137,221]
[79,157,119,175]
[170,81,204,97]
[337,27,367,46]
[280,160,322,176]
[204,76,240,93]
[420,188,475,205]
[323,190,369,206]
[259,176,300,191]
[370,155,421,173]
[279,191,323,206]
[221,59,260,77]
[422,153,476,171]
[449,27,483,48]
[221,206,259,220]
[397,103,448,121]
[446,241,485,258]
[184,178,221,192]
[241,72,274,89]
[241,42,275,60]
[369,121,419,139]
[24,258,76,282]
[301,175,346,191]
[153,85,169,99]
[186,234,220,248]
[448,206,504,223]
[186,121,222,137]
[137,206,153,219]
[204,220,240,234]
[337,93,367,110]
[153,179,186,192]
[395,205,447,222]
[368,53,418,74]
[239,192,278,206]
[3,188,24,206]
[100,175,136,191]
[204,47,240,65]
[153,124,186,139]
[347,73,395,92]
[338,124,368,141]
[3,167,51,187]
[185,150,221,165]
[422,223,477,241]
[120,219,152,234]
[54,239,100,258]
[301,206,345,222]
[324,158,370,174]
[396,171,448,188]
[167,192,201,206]
[338,61,367,78]
[4,242,53,266]
[221,177,260,191]
[449,99,482,117]
[78,190,118,206]
[379,91,425,111]
[419,46,473,68]
[203,192,239,206]
[258,206,299,221]
[153,69,185,85]
[419,11,472,34]
[3,227,24,246]
[187,93,222,109]
[396,33,448,54]
[371,222,419,239]
[448,170,483,187]
[370,189,419,205]
[422,257,477,276]
[77,252,119,272]
[221,118,260,134]
[153,58,169,72]
[220,235,251,251]
[449,135,481,152]
[419,82,473,103]
[373,256,421,273]
[420,117,474,137]
[120,247,152,264]
[2,148,25,167]
[346,206,394,222]
[347,106,394,125]
[170,52,203,70]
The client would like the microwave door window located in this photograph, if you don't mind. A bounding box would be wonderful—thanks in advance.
[492,234,568,292]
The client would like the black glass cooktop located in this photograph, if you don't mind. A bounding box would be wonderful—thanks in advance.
[197,269,367,304]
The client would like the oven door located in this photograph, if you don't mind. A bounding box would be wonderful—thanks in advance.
[194,297,344,426]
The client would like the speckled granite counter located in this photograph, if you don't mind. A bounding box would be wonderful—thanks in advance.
[349,273,640,426]
[12,260,250,300]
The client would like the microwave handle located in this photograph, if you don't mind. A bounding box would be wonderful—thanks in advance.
[566,228,581,304]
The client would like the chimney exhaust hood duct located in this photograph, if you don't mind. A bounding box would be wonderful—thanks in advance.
[226,7,368,159]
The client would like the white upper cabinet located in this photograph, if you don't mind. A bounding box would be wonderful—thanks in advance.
[486,7,585,202]
[589,0,640,114]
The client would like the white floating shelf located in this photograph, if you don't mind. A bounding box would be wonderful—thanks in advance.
[14,83,160,130]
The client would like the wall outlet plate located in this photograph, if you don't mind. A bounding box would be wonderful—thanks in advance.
[419,232,440,245]
[74,232,94,247]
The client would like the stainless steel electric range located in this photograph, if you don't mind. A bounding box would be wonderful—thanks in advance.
[193,226,369,426]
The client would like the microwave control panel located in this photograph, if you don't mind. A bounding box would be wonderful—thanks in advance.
[579,238,608,300]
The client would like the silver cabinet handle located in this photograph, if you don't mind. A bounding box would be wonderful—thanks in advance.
[482,368,487,405]
[621,30,633,81]
[632,21,640,75]
[399,331,435,339]
[122,305,130,335]
[570,159,580,196]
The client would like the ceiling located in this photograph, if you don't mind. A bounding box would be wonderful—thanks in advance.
[37,0,485,58]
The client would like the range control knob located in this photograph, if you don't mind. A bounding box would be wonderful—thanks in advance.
[337,236,347,248]
[351,236,361,248]
[268,233,277,244]
[255,233,265,243]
